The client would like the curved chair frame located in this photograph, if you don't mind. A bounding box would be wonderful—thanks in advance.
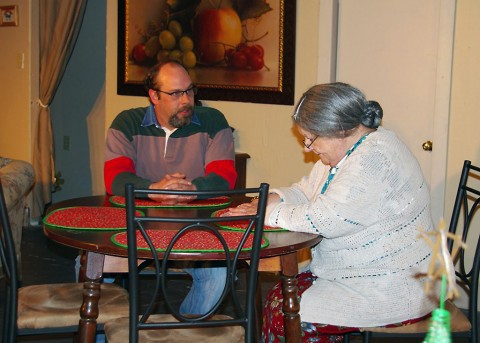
[1,182,129,342]
[120,183,269,343]
[447,160,480,343]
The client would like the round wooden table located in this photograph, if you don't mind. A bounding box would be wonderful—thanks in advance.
[44,195,322,343]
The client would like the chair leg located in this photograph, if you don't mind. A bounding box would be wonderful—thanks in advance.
[254,273,264,342]
[345,331,370,343]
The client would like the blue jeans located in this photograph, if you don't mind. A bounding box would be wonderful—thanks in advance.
[180,266,227,315]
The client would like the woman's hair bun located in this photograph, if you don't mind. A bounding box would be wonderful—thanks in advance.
[361,100,383,128]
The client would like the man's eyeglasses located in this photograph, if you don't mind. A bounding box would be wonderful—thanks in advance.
[303,136,318,149]
[155,86,198,99]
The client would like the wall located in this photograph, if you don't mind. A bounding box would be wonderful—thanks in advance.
[0,0,34,162]
[0,1,479,219]
[446,0,480,309]
[50,0,106,202]
[105,0,321,192]
[446,0,480,216]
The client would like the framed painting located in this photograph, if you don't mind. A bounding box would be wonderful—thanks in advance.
[117,0,296,105]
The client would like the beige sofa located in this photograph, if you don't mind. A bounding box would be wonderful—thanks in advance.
[0,157,35,270]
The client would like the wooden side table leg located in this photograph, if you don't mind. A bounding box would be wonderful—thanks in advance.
[280,252,301,343]
[78,252,105,343]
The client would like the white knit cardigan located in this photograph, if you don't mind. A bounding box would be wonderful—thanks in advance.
[266,127,442,327]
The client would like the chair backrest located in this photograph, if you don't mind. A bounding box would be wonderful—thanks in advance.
[448,160,480,343]
[124,183,270,343]
[0,181,20,342]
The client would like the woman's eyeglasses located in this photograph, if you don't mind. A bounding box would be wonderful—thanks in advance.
[303,136,318,149]
[155,85,198,99]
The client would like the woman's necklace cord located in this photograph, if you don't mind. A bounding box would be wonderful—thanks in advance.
[320,133,370,194]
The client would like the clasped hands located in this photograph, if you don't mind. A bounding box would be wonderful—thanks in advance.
[148,173,197,205]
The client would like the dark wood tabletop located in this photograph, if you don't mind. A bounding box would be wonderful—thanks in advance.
[44,195,321,261]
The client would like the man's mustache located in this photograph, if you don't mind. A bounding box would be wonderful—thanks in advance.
[178,105,194,113]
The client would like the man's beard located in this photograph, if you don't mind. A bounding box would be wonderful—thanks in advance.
[169,106,193,128]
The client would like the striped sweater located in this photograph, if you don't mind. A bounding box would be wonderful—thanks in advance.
[104,105,237,195]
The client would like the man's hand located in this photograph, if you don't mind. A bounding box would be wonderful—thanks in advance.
[148,173,197,204]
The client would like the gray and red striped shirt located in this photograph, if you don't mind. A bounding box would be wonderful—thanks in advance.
[104,104,237,195]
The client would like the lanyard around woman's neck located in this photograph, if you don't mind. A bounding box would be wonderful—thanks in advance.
[320,133,370,194]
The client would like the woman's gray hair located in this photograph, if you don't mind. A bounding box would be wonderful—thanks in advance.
[292,82,383,138]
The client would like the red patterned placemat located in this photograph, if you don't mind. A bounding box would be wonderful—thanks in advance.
[109,195,232,209]
[43,206,142,231]
[211,208,287,232]
[111,229,269,252]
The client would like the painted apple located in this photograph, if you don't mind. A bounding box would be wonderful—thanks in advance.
[193,7,242,65]
[132,43,147,63]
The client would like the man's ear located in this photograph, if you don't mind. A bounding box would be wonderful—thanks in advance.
[148,89,158,102]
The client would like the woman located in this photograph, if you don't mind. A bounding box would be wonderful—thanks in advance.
[227,83,444,342]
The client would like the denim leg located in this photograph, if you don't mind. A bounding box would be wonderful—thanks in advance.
[75,255,81,282]
[179,265,227,315]
[95,334,105,343]
[75,254,115,283]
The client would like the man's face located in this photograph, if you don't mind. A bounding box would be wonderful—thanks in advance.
[150,64,195,130]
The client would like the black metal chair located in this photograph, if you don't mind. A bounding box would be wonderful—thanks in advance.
[104,182,269,343]
[359,160,479,343]
[0,181,129,342]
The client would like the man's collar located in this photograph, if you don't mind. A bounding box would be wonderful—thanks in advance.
[141,104,200,128]
[141,104,160,127]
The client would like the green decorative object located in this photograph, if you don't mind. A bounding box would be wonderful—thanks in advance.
[418,219,467,343]
[423,275,451,343]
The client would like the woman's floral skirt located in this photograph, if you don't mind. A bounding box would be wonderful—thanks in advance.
[262,271,430,343]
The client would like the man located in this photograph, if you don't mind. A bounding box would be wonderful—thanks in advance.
[104,61,237,314]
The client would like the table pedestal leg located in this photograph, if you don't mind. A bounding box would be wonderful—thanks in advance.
[280,252,301,343]
[79,280,101,342]
[78,252,105,343]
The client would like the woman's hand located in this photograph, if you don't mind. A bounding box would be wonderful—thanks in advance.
[221,201,259,216]
[221,193,281,217]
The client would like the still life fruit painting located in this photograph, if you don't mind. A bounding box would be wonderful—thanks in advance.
[121,0,285,89]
